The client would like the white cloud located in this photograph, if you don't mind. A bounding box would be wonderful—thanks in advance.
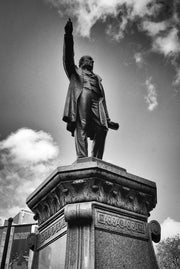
[142,21,168,37]
[46,0,180,55]
[46,0,153,37]
[161,217,180,241]
[46,0,180,89]
[173,68,180,87]
[153,27,180,57]
[145,77,158,111]
[1,128,59,164]
[131,0,155,17]
[134,52,144,68]
[0,128,60,219]
[106,16,128,41]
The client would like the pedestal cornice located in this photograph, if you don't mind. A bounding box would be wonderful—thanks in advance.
[26,158,157,225]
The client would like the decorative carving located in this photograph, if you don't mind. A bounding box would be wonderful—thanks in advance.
[102,181,113,193]
[33,204,44,224]
[95,210,147,239]
[38,216,66,248]
[51,191,61,213]
[30,176,156,225]
[91,184,99,192]
[27,160,157,225]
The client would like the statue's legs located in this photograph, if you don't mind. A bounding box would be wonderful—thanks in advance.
[90,99,107,159]
[74,89,92,158]
[74,89,107,159]
[91,126,107,159]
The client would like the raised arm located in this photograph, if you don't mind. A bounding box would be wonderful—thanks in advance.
[63,19,76,79]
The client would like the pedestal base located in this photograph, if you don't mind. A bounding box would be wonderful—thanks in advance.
[27,158,160,269]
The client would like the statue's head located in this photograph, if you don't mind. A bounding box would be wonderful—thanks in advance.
[79,55,94,71]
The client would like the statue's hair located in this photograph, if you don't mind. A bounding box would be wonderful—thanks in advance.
[79,55,94,67]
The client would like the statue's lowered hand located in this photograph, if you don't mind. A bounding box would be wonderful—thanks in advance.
[65,18,73,34]
[108,121,119,130]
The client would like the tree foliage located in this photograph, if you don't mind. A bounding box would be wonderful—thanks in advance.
[156,235,180,269]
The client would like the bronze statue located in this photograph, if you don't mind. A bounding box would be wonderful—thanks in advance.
[63,19,119,160]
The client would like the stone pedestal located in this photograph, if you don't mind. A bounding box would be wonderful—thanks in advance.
[26,157,160,269]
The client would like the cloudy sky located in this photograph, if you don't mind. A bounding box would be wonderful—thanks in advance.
[0,0,180,238]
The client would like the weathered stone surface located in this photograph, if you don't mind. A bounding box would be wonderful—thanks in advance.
[94,204,159,269]
[95,230,158,269]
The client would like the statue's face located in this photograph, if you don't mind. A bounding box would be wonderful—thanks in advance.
[79,56,94,71]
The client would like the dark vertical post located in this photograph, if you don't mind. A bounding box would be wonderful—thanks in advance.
[0,217,13,269]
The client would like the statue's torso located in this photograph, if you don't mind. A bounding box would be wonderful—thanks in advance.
[82,70,102,97]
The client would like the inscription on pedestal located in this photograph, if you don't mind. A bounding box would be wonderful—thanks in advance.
[95,210,147,239]
[38,216,67,249]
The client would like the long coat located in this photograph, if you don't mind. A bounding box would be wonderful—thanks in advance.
[62,33,110,139]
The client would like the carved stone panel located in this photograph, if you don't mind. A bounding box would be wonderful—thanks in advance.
[95,209,148,240]
[38,215,67,249]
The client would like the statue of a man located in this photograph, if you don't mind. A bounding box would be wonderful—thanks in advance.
[62,19,119,160]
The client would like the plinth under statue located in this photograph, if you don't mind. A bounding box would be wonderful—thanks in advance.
[26,20,160,269]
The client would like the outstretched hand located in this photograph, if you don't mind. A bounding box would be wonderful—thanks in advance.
[65,18,73,34]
